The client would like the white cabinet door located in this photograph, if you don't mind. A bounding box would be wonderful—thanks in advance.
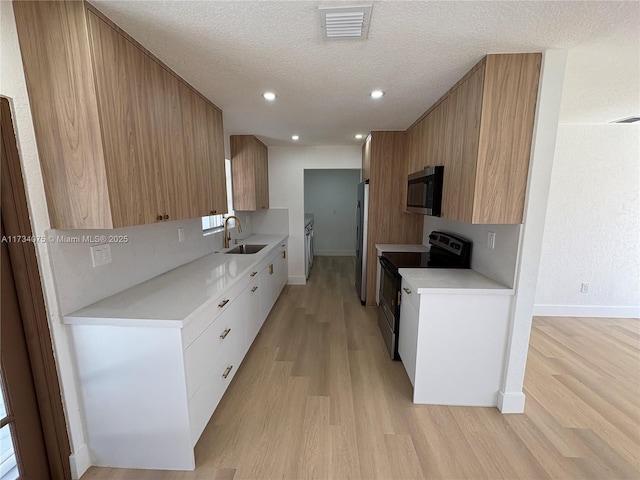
[399,290,419,386]
[246,279,261,345]
[276,246,288,294]
[259,261,275,324]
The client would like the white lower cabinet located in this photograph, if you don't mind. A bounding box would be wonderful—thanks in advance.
[398,279,419,386]
[259,241,288,323]
[186,283,249,444]
[67,238,289,471]
[398,279,513,407]
[277,243,288,292]
[246,277,261,343]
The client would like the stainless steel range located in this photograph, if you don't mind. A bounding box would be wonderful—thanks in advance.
[377,231,472,359]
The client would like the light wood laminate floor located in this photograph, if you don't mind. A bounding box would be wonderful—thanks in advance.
[83,257,639,480]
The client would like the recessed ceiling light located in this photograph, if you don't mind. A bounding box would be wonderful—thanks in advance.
[355,134,363,139]
[263,92,276,101]
[291,135,300,141]
[370,90,384,99]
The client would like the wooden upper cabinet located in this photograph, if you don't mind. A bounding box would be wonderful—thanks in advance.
[207,106,228,214]
[474,54,541,224]
[405,53,541,224]
[13,1,226,228]
[230,135,269,211]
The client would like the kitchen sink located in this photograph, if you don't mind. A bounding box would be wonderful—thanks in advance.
[225,244,267,254]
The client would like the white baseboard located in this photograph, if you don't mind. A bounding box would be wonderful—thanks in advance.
[314,250,355,256]
[533,304,640,319]
[497,391,526,414]
[288,275,306,285]
[69,444,91,479]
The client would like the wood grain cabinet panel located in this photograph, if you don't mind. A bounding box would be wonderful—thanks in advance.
[405,53,541,224]
[474,54,541,224]
[14,1,226,228]
[230,135,269,211]
[207,106,228,214]
[364,131,423,305]
[12,1,112,229]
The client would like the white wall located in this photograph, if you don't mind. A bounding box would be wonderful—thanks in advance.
[422,218,521,288]
[304,169,360,256]
[533,23,640,319]
[268,146,362,284]
[534,124,640,318]
[498,49,568,413]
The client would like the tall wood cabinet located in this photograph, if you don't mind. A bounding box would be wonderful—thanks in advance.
[364,132,423,306]
[406,53,541,224]
[13,1,226,229]
[230,135,269,211]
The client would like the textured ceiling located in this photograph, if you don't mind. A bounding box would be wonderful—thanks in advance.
[90,1,640,146]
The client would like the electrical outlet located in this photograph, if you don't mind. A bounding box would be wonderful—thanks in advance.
[487,232,496,249]
[178,227,185,243]
[581,282,589,293]
[90,244,111,267]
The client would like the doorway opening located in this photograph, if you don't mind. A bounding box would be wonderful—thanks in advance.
[1,97,71,479]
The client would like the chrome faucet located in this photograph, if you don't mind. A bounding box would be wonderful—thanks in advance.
[223,216,242,248]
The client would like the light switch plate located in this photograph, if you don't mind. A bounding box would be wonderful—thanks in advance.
[178,227,185,243]
[91,244,111,267]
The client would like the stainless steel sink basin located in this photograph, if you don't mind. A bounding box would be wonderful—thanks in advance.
[225,244,267,254]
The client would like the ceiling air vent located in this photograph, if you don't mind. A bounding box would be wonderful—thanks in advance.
[319,5,372,40]
[612,116,640,123]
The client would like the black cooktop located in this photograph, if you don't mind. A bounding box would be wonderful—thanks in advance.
[381,231,473,271]
[382,251,433,268]
[381,251,470,269]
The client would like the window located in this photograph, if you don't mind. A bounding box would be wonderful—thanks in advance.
[202,159,234,233]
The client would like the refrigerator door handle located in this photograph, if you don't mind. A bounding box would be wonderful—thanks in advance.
[355,202,360,252]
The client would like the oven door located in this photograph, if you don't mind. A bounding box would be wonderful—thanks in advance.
[379,257,400,317]
[378,257,401,359]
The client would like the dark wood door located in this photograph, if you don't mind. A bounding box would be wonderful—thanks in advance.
[1,97,71,479]
[1,221,51,479]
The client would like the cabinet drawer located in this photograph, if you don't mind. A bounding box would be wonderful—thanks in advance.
[184,309,240,399]
[401,278,420,312]
[188,332,244,446]
[182,278,246,349]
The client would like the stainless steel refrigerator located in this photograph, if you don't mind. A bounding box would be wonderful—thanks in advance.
[355,181,369,304]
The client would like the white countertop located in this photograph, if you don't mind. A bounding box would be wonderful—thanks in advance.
[64,234,287,327]
[376,243,430,254]
[399,268,514,295]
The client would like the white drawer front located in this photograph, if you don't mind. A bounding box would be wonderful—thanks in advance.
[188,328,245,445]
[184,311,238,399]
[401,278,420,312]
[182,277,247,349]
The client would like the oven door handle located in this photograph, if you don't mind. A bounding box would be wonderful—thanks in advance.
[379,255,396,273]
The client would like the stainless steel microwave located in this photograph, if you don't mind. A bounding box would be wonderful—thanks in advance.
[407,166,444,215]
